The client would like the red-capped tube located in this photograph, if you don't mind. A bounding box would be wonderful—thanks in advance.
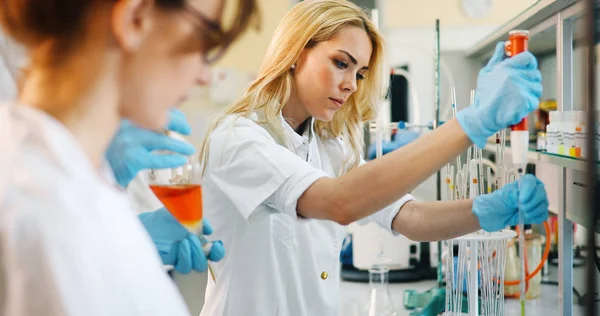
[505,30,529,132]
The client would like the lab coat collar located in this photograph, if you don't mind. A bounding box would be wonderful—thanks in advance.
[279,114,315,149]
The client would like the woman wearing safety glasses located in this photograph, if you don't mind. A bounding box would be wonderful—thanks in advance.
[0,0,258,315]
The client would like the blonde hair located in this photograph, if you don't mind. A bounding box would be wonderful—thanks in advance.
[200,0,387,174]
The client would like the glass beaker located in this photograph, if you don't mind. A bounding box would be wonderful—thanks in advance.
[149,158,203,233]
[147,155,216,281]
[365,265,398,316]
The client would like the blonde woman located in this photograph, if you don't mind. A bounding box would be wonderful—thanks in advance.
[198,0,546,315]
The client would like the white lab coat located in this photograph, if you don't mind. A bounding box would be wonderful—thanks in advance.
[199,111,414,316]
[0,104,191,316]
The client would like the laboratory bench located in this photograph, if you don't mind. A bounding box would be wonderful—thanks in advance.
[339,265,592,316]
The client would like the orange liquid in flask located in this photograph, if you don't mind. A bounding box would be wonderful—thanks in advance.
[150,184,203,233]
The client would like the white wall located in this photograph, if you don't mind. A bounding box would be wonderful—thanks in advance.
[382,0,538,29]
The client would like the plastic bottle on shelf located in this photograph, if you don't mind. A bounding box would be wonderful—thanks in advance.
[546,111,560,154]
[557,112,566,155]
[575,111,587,158]
[564,111,577,157]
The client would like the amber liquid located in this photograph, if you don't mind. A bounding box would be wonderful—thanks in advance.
[150,184,202,232]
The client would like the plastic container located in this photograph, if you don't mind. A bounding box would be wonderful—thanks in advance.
[575,111,587,158]
[546,111,560,154]
[537,132,546,151]
[563,112,577,157]
[504,232,546,299]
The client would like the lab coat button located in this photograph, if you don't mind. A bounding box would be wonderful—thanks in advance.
[321,271,328,280]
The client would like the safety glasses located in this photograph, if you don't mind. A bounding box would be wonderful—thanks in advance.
[181,3,230,65]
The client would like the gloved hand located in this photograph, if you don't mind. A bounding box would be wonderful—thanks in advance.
[139,208,225,274]
[368,129,420,159]
[457,42,543,148]
[107,109,196,188]
[473,174,549,232]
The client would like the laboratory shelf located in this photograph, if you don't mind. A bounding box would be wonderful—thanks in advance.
[483,142,600,172]
[538,151,600,172]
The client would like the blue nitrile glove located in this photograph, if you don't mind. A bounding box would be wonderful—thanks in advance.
[472,174,549,232]
[139,208,225,274]
[457,42,543,148]
[107,109,196,188]
[368,129,420,159]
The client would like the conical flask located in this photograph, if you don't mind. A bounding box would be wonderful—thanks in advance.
[366,265,397,316]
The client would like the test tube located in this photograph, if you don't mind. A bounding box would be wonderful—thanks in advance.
[469,159,479,198]
[478,149,484,195]
[455,169,463,199]
[450,87,462,171]
[449,165,455,200]
[445,165,451,200]
[451,87,458,118]
[486,167,492,194]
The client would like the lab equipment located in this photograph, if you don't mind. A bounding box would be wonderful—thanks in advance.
[368,121,444,134]
[564,111,577,157]
[536,132,546,151]
[558,112,567,155]
[407,144,547,315]
[451,87,462,172]
[146,157,219,280]
[544,110,597,159]
[546,111,560,154]
[456,41,542,148]
[575,111,586,158]
[445,230,516,315]
[397,121,437,130]
[504,229,549,299]
[367,129,420,159]
[505,29,530,315]
[365,266,398,316]
[106,109,195,188]
[150,182,203,233]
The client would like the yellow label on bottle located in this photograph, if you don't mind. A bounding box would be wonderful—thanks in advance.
[569,147,577,157]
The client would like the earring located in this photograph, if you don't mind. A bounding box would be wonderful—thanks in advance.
[291,64,296,70]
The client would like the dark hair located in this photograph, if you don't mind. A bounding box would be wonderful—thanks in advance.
[0,0,259,57]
